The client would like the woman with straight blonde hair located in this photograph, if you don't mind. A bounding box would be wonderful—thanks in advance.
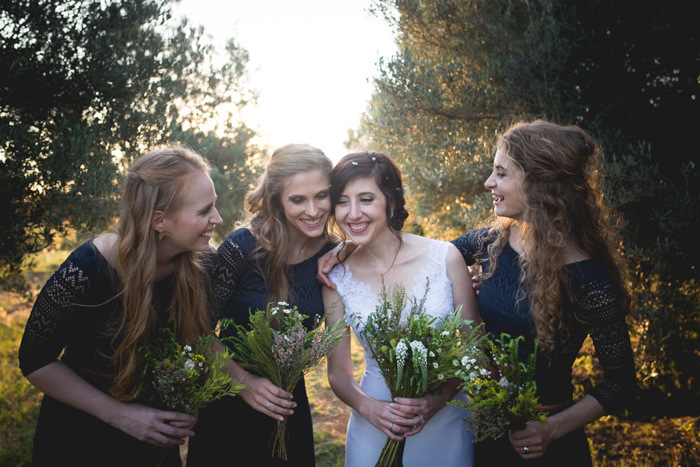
[187,143,335,466]
[19,146,223,466]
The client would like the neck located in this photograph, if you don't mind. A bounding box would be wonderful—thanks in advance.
[155,246,179,280]
[356,230,402,274]
[286,235,324,264]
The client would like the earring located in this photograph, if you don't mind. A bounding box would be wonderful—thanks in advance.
[390,211,394,219]
[158,230,171,241]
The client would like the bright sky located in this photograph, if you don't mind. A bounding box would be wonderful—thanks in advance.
[171,0,398,162]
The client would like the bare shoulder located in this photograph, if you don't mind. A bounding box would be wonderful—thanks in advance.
[92,233,118,265]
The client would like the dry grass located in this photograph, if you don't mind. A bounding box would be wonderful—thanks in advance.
[2,249,698,466]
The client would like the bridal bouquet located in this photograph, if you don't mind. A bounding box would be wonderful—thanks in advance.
[356,281,483,467]
[137,318,244,414]
[221,302,346,460]
[451,332,548,442]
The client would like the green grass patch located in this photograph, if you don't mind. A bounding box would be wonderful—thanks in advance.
[0,319,41,466]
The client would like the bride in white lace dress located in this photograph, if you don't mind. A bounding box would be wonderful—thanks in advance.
[323,152,480,467]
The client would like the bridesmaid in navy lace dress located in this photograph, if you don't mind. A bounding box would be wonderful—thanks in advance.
[186,144,335,466]
[452,120,637,465]
[18,147,223,466]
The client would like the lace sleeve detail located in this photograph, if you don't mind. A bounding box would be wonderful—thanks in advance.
[451,228,488,266]
[576,279,637,413]
[210,234,248,320]
[19,257,93,376]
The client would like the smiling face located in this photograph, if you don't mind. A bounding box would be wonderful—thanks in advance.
[280,169,331,241]
[333,176,390,246]
[161,170,222,254]
[484,148,526,221]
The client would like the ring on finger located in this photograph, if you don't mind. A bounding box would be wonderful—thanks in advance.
[419,415,425,424]
[389,422,394,431]
[523,446,530,454]
[266,401,271,409]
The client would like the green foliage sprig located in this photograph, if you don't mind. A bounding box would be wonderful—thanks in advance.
[452,333,548,442]
[220,302,346,460]
[137,318,244,414]
[355,279,484,466]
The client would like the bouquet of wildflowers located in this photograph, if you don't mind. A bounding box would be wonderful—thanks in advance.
[356,280,483,467]
[221,302,346,460]
[137,318,245,414]
[451,332,548,442]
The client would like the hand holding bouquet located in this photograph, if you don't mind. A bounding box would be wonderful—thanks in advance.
[221,302,346,460]
[137,319,244,415]
[451,332,548,442]
[357,280,483,467]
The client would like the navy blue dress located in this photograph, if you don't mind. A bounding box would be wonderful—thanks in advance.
[18,240,184,467]
[186,228,333,466]
[452,229,636,466]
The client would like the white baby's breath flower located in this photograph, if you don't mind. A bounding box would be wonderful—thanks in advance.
[184,359,195,371]
[432,362,439,369]
[438,374,444,380]
[277,301,289,306]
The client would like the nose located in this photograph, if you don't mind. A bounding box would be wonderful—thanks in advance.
[348,201,362,220]
[211,207,223,225]
[484,173,496,190]
[307,200,319,217]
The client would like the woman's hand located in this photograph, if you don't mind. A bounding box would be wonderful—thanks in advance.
[108,402,197,448]
[390,393,446,436]
[317,241,358,289]
[508,420,553,459]
[362,398,417,441]
[317,246,342,289]
[238,373,296,421]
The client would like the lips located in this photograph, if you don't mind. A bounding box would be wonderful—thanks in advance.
[492,194,504,205]
[300,216,324,227]
[348,222,369,233]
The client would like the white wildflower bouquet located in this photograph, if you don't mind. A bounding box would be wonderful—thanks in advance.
[356,281,483,467]
[221,302,346,460]
[451,332,548,442]
[137,318,244,414]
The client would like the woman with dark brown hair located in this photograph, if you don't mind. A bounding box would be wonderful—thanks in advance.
[452,119,637,465]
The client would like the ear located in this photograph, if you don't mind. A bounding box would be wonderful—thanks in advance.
[151,210,166,232]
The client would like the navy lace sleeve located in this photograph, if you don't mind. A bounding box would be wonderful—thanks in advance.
[572,275,637,413]
[210,229,250,320]
[18,242,104,376]
[451,228,489,265]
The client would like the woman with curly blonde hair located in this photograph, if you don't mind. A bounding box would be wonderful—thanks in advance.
[452,119,637,465]
[187,143,335,466]
[19,146,222,465]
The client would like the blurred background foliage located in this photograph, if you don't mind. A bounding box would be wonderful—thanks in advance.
[0,0,697,427]
[354,0,698,411]
[0,0,263,294]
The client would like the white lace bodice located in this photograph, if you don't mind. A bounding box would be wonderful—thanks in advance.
[328,240,455,372]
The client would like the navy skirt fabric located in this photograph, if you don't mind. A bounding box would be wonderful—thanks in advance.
[32,394,182,467]
[186,378,315,466]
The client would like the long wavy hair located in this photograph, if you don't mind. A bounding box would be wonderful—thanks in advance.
[244,144,333,303]
[111,146,214,400]
[481,120,630,352]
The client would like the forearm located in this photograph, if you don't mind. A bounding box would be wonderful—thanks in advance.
[545,394,605,442]
[26,361,124,425]
[328,370,376,419]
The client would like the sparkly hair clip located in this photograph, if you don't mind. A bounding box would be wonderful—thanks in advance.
[351,161,359,166]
